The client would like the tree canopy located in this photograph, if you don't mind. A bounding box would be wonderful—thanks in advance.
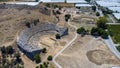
[34,54,41,63]
[56,34,61,39]
[97,16,108,29]
[91,27,108,38]
[42,48,47,53]
[96,12,100,16]
[77,27,86,34]
[92,6,96,12]
[47,55,53,61]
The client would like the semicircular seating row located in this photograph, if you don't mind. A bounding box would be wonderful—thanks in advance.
[17,23,58,53]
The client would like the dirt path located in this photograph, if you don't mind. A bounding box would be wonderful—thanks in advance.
[53,19,78,68]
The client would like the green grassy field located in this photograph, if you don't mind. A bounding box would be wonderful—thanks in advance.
[108,25,120,44]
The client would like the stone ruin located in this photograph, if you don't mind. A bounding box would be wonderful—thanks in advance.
[17,23,68,60]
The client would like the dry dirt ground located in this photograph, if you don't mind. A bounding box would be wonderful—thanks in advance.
[1,4,119,68]
[0,4,76,68]
[56,35,120,68]
[0,4,58,68]
[71,14,98,30]
[0,4,55,47]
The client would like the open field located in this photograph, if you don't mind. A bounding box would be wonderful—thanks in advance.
[108,25,120,44]
[71,15,97,30]
[56,35,120,68]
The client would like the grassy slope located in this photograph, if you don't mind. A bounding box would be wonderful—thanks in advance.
[108,25,120,44]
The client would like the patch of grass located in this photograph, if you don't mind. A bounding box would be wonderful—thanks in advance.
[108,25,120,44]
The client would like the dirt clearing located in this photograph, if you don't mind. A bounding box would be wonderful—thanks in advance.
[56,35,120,68]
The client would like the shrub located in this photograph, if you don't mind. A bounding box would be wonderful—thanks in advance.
[25,22,31,28]
[36,66,39,68]
[99,29,108,39]
[91,27,108,38]
[92,6,96,12]
[96,12,100,16]
[34,19,39,26]
[40,64,45,68]
[42,48,47,53]
[91,27,99,36]
[6,46,14,54]
[15,53,21,63]
[56,34,61,39]
[53,4,58,8]
[1,46,6,54]
[97,16,107,29]
[45,3,50,8]
[77,27,86,35]
[43,62,48,68]
[34,54,41,63]
[65,14,71,22]
[47,55,52,61]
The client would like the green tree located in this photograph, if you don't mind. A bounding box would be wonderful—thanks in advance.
[101,31,108,38]
[92,6,96,12]
[36,66,39,68]
[6,46,14,54]
[98,28,108,38]
[15,53,21,63]
[47,55,53,61]
[96,12,100,16]
[43,62,48,68]
[91,27,99,36]
[40,64,45,68]
[34,54,41,63]
[97,16,108,29]
[77,27,86,35]
[56,34,61,39]
[1,46,6,54]
[42,48,47,53]
[45,3,50,8]
[53,4,58,8]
